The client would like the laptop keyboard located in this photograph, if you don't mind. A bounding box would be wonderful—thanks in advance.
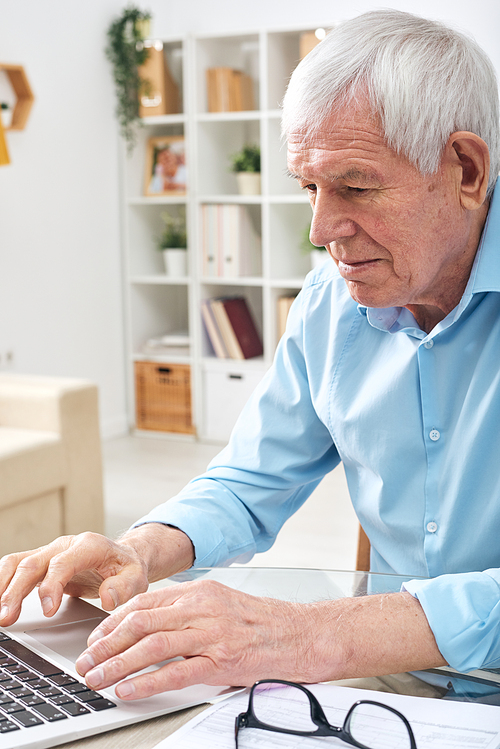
[0,632,116,734]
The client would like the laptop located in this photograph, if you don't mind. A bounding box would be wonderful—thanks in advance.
[0,589,232,749]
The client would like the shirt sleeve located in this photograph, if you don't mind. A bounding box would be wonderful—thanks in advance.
[132,290,340,567]
[403,568,500,671]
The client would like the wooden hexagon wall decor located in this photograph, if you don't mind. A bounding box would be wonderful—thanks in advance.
[0,64,34,131]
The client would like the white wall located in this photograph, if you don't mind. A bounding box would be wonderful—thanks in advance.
[0,0,498,437]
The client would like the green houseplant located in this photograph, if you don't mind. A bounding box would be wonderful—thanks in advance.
[229,144,261,195]
[158,211,188,276]
[105,6,152,150]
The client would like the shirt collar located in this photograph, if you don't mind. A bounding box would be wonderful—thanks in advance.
[358,178,500,335]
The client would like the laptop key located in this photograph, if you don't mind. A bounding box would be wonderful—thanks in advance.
[19,694,45,707]
[0,719,19,733]
[49,693,74,706]
[48,674,78,687]
[1,701,26,714]
[32,703,68,722]
[86,698,117,711]
[38,686,63,698]
[12,710,44,727]
[74,689,104,703]
[63,682,93,695]
[60,701,90,717]
[28,678,51,690]
[1,680,22,691]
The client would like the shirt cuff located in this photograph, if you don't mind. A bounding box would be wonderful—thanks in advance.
[402,569,500,672]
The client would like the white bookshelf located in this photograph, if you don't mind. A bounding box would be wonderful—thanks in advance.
[121,25,331,441]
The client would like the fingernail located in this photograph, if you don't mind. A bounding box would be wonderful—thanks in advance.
[117,680,135,699]
[86,667,104,689]
[41,597,53,615]
[0,605,9,621]
[75,652,95,675]
[108,588,119,609]
[88,627,105,646]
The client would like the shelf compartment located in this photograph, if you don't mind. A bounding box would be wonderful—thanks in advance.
[195,33,260,114]
[199,283,263,360]
[127,203,189,277]
[130,284,190,357]
[196,119,260,195]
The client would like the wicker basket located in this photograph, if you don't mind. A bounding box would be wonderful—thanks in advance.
[134,361,195,434]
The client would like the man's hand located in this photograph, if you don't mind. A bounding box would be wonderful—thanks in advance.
[75,579,447,700]
[0,524,195,626]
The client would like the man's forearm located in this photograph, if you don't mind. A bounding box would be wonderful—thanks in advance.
[304,591,446,682]
[118,523,195,584]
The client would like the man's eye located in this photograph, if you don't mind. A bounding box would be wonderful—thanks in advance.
[347,186,369,194]
[302,184,317,192]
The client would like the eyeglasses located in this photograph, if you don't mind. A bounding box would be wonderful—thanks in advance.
[235,680,417,748]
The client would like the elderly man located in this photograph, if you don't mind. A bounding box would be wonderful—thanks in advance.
[1,10,499,700]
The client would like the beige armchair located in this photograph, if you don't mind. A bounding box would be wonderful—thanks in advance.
[0,374,104,555]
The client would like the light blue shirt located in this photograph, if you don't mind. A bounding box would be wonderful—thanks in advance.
[136,182,500,674]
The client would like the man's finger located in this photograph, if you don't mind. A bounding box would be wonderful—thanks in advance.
[81,628,206,692]
[0,541,73,625]
[114,656,221,700]
[79,602,193,675]
[86,586,184,645]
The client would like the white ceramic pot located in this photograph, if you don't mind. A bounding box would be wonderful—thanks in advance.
[0,108,12,129]
[162,248,188,276]
[236,172,261,195]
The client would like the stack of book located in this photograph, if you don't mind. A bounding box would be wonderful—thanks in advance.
[201,296,263,360]
[206,67,255,112]
[201,204,261,278]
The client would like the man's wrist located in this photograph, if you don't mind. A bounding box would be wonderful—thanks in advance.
[117,523,195,583]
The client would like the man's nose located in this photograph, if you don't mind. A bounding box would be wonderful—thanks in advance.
[309,192,357,247]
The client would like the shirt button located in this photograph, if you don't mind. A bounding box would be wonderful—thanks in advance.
[429,429,440,441]
[424,340,434,349]
[426,521,438,533]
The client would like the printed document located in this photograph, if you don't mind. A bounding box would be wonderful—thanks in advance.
[156,682,500,748]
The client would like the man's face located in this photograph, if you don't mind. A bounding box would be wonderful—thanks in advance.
[287,100,476,316]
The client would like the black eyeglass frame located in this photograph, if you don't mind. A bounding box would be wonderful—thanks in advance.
[235,679,417,749]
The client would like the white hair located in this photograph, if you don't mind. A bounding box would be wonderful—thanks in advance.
[282,10,500,195]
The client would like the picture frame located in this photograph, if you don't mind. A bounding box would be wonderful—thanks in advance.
[144,135,187,197]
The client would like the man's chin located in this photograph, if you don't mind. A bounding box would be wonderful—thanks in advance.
[344,280,396,309]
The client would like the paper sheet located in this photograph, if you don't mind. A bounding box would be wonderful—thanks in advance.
[156,682,500,748]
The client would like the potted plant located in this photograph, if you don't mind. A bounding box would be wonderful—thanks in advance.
[105,6,152,151]
[229,143,261,195]
[300,222,328,269]
[158,210,188,276]
[0,103,12,129]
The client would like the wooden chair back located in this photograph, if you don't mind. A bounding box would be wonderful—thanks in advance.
[355,525,371,571]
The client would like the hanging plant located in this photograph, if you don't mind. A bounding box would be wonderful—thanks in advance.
[105,5,152,150]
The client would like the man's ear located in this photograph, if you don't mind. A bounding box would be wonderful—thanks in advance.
[447,132,490,210]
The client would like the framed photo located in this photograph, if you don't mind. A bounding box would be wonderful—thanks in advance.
[144,136,187,197]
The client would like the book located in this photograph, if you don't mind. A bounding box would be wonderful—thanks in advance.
[217,297,263,359]
[206,67,254,112]
[201,300,229,358]
[210,299,244,359]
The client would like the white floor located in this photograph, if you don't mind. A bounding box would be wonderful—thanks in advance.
[102,435,360,571]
